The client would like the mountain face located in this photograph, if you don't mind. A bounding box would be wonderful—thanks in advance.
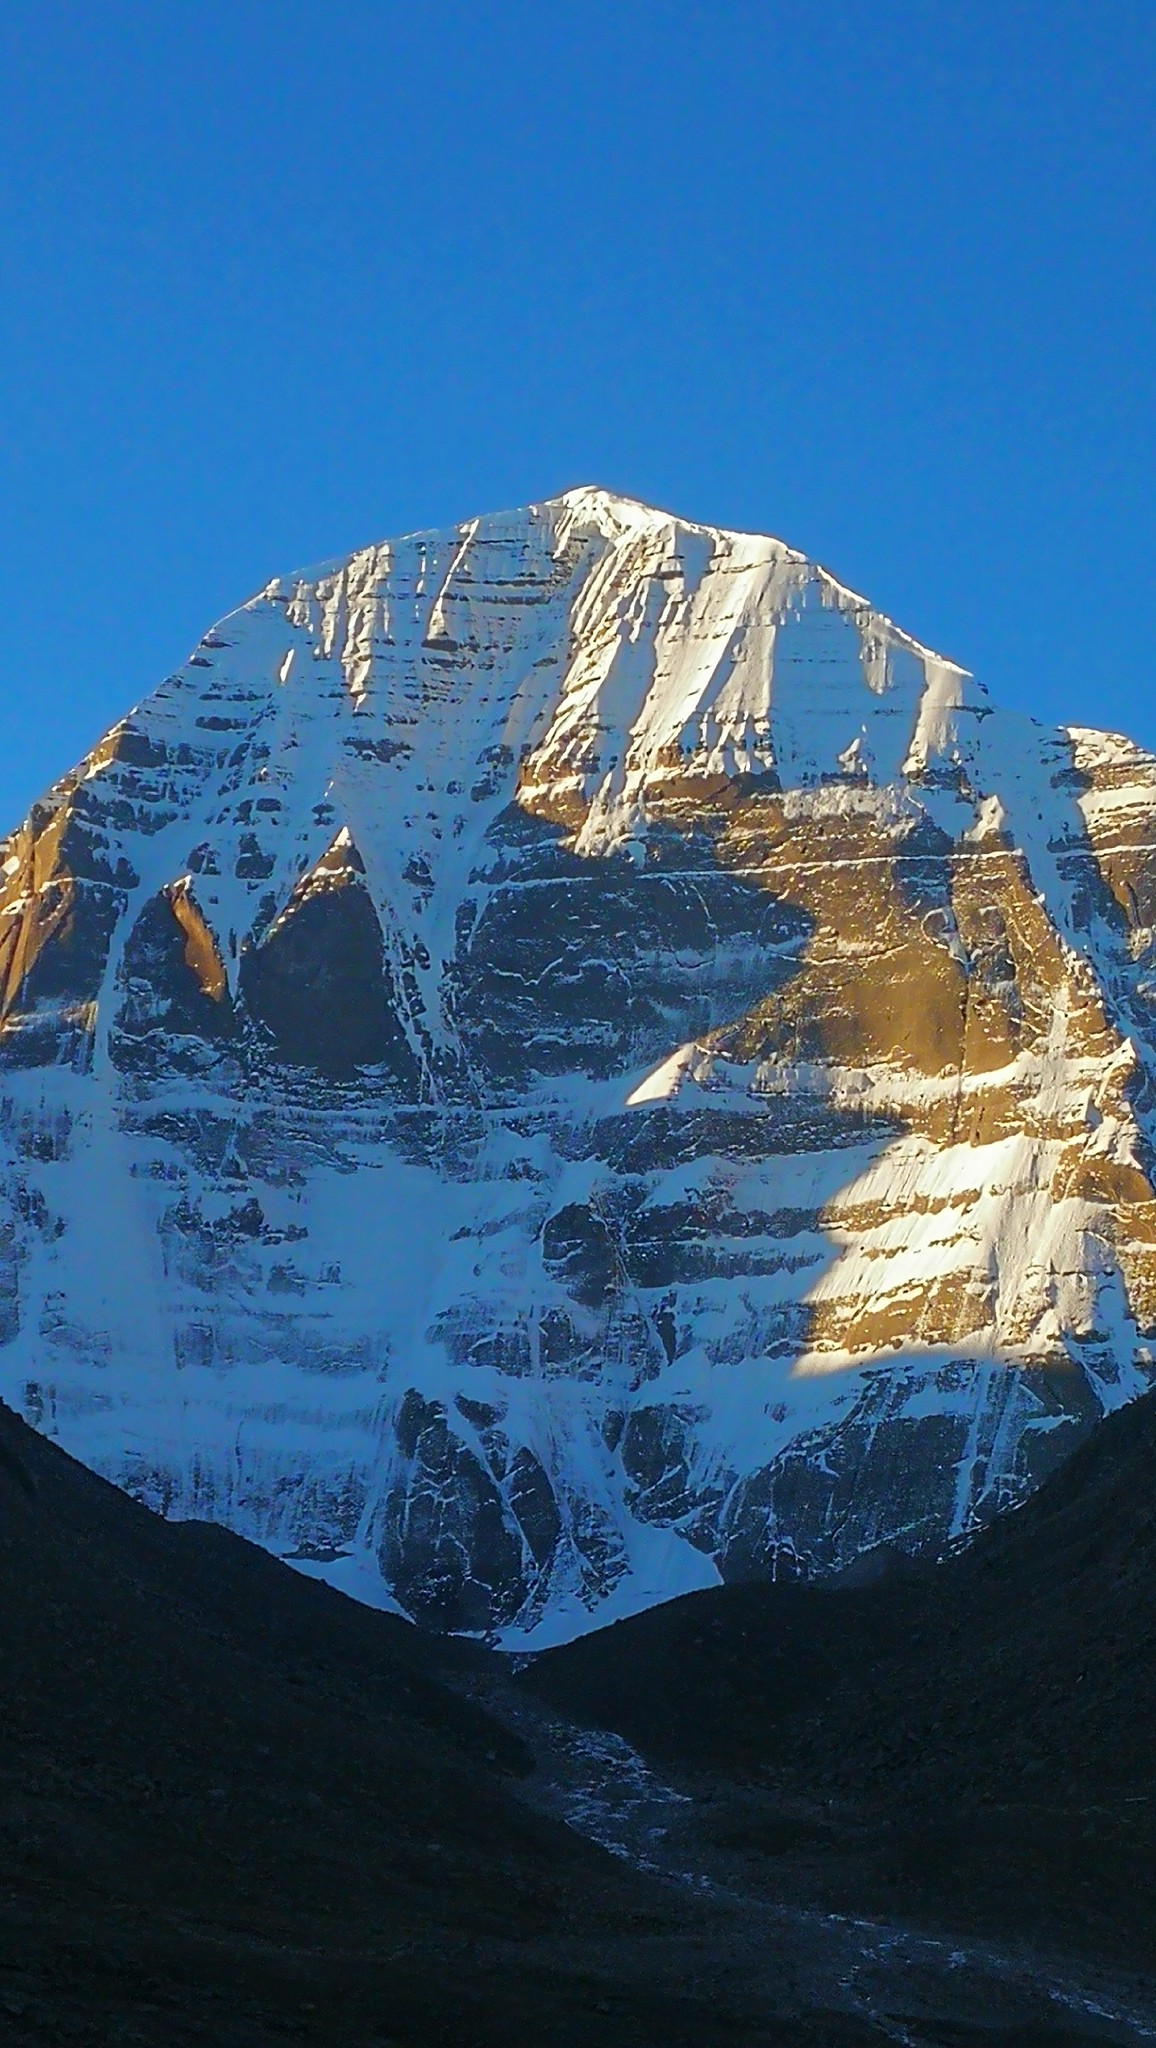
[2,486,1155,1643]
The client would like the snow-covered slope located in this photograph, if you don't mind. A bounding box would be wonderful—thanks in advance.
[2,487,1155,1643]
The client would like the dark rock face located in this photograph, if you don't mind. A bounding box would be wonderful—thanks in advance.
[452,811,807,1090]
[242,872,420,1087]
[378,1391,529,1629]
[117,889,235,1049]
[0,490,1155,1643]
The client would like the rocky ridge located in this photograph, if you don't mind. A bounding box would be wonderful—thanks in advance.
[1,487,1155,1640]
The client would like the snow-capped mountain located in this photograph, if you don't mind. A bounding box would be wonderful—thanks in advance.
[2,487,1155,1643]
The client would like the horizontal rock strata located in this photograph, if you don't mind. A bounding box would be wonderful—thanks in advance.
[1,488,1154,1641]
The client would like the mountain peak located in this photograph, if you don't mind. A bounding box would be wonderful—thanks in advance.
[547,482,706,531]
[0,496,1153,1642]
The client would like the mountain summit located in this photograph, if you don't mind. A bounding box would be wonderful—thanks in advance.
[1,488,1154,1641]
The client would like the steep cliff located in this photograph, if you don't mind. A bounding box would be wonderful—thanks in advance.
[1,488,1154,1640]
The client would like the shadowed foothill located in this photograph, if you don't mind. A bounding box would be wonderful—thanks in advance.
[4,1393,1156,2043]
[526,1389,1156,1974]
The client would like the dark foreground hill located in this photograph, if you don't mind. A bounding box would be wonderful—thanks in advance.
[7,1395,1156,2043]
[526,1389,1156,1972]
[1,1398,920,2048]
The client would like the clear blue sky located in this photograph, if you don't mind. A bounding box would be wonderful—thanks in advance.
[1,1,1153,826]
